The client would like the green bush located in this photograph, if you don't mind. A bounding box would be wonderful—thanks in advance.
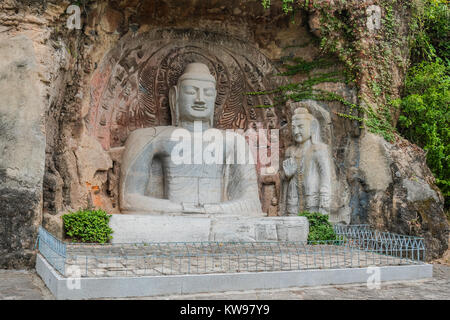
[299,211,337,242]
[410,0,449,63]
[396,60,449,204]
[62,209,113,243]
[397,0,449,207]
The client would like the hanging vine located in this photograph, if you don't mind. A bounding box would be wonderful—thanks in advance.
[256,0,419,142]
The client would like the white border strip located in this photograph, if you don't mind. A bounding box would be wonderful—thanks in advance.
[36,253,433,300]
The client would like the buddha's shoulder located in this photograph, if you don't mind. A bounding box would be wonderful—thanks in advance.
[127,126,178,140]
[123,127,178,153]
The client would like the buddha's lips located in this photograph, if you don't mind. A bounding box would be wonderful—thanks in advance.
[192,105,207,111]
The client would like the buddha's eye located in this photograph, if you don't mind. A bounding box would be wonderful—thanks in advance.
[204,88,215,97]
[183,87,196,95]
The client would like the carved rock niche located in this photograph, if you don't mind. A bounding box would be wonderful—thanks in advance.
[86,29,287,214]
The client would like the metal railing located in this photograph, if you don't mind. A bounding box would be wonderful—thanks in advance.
[334,224,426,261]
[37,224,425,278]
[37,226,66,275]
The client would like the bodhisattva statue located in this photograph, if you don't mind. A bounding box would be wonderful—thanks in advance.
[281,107,331,215]
[119,63,263,216]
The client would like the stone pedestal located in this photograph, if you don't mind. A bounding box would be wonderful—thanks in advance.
[109,214,309,243]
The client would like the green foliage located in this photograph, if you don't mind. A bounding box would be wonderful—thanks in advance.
[261,0,271,10]
[62,209,113,243]
[250,54,396,140]
[299,211,337,242]
[396,60,450,204]
[410,0,449,63]
[396,0,449,207]
[262,0,295,13]
[279,57,336,76]
[276,56,351,103]
[258,0,398,141]
[246,55,354,110]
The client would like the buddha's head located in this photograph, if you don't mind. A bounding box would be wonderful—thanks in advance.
[291,107,321,145]
[169,63,217,127]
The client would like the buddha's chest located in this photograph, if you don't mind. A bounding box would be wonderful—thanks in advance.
[164,161,225,178]
[161,159,225,204]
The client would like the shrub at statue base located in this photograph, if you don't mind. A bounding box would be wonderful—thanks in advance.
[62,209,113,243]
[299,211,337,242]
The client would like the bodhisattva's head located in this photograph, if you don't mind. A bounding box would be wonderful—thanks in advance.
[169,63,217,128]
[291,107,321,145]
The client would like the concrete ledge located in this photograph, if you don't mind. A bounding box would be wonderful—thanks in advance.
[36,254,433,300]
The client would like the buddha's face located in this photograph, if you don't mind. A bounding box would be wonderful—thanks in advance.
[292,118,311,144]
[177,79,216,122]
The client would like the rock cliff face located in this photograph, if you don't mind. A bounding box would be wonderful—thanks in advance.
[363,135,448,260]
[0,0,447,267]
[0,0,72,268]
[0,34,46,268]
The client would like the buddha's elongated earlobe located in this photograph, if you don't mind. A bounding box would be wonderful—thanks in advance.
[169,86,178,126]
[210,103,214,127]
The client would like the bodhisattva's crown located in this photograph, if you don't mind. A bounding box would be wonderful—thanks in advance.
[292,107,313,121]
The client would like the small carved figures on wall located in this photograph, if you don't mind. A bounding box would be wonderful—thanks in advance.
[281,107,332,215]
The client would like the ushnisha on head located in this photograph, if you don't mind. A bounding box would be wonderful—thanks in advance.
[169,63,217,127]
[177,63,216,85]
[291,107,321,144]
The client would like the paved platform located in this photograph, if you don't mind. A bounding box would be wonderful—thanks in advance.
[36,252,433,299]
[1,264,449,300]
[64,242,419,277]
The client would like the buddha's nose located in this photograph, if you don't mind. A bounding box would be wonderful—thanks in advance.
[195,90,205,104]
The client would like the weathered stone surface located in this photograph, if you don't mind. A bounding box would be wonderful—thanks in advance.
[73,129,114,211]
[100,7,123,34]
[0,35,46,268]
[402,179,439,203]
[42,212,64,240]
[0,35,45,188]
[75,130,113,184]
[362,135,449,260]
[359,133,393,192]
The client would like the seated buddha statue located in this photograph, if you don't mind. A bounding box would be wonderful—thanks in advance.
[119,63,263,216]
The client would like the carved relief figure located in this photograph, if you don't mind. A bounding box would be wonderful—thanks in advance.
[119,63,263,216]
[281,107,332,215]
